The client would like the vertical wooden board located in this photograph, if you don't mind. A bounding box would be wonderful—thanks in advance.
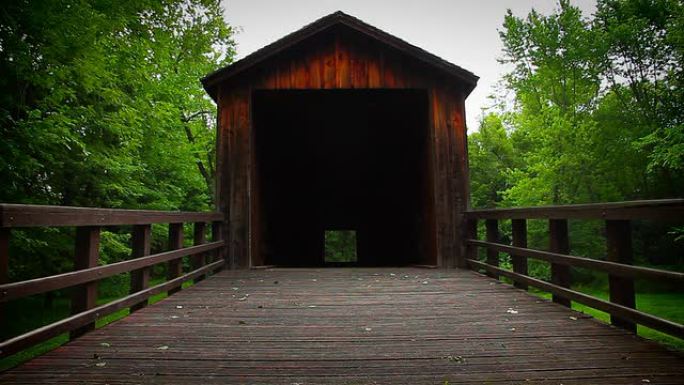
[0,228,9,333]
[431,87,454,267]
[367,53,382,88]
[307,51,323,89]
[71,226,100,339]
[485,219,500,278]
[606,220,636,332]
[511,219,529,290]
[167,222,184,295]
[276,61,291,89]
[212,221,224,263]
[349,49,369,88]
[463,219,478,268]
[322,43,336,89]
[130,224,151,312]
[549,219,571,307]
[228,89,251,269]
[335,35,351,88]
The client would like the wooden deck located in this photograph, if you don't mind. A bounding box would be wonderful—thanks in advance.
[2,268,683,384]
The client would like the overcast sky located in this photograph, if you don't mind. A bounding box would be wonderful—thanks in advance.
[221,0,597,130]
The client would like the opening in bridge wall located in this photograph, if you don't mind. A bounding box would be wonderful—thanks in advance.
[252,89,436,267]
[324,230,358,265]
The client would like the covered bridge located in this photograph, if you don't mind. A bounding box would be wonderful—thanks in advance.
[201,11,478,268]
[1,11,683,385]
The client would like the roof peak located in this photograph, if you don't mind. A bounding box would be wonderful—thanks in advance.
[202,11,478,100]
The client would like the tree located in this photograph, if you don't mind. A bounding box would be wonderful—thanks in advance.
[0,0,235,281]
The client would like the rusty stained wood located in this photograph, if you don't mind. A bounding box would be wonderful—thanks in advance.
[216,29,469,268]
[3,268,683,384]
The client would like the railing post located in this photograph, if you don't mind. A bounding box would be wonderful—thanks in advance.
[167,223,184,295]
[511,219,528,290]
[463,218,477,269]
[606,220,636,333]
[212,221,224,265]
[193,222,207,282]
[71,226,100,339]
[0,228,8,336]
[485,219,499,278]
[549,219,571,307]
[130,224,151,312]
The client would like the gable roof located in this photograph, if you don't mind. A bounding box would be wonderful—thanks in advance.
[201,11,479,100]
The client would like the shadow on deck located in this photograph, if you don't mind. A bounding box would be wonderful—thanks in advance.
[2,268,682,384]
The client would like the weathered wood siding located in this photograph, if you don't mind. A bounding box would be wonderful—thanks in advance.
[217,27,469,268]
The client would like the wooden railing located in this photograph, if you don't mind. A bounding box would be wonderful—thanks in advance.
[463,199,684,340]
[0,204,225,358]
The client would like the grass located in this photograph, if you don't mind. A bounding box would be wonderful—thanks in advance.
[0,277,195,372]
[528,286,684,350]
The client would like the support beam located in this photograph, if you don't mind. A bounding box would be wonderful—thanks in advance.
[70,226,100,339]
[462,219,478,269]
[607,220,636,333]
[167,223,184,295]
[485,219,499,278]
[549,219,571,307]
[0,229,8,334]
[130,224,151,312]
[511,219,528,290]
[193,222,207,282]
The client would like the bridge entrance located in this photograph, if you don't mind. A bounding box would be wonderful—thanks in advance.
[252,89,437,267]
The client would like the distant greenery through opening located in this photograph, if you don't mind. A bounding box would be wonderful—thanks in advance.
[324,230,357,263]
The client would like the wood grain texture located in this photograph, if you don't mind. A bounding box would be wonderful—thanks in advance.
[3,268,682,384]
[549,219,571,307]
[70,226,100,339]
[607,220,636,332]
[216,28,469,268]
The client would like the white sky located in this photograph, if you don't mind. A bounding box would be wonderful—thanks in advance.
[221,0,597,130]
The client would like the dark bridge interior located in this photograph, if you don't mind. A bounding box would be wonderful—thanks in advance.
[253,89,436,267]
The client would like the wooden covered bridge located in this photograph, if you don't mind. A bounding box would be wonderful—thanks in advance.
[1,12,683,384]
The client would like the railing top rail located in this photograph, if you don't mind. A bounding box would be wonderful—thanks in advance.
[0,204,223,228]
[465,199,684,220]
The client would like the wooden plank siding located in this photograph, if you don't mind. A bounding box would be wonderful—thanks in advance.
[3,268,683,384]
[216,28,470,268]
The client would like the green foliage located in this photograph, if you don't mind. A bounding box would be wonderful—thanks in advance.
[0,0,235,280]
[469,0,684,280]
[324,231,358,263]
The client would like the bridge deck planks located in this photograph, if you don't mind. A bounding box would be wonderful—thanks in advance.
[2,268,683,384]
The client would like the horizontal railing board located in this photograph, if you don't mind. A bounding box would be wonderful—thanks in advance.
[467,239,684,283]
[0,241,224,303]
[466,259,684,340]
[0,259,224,358]
[465,199,684,220]
[0,204,223,228]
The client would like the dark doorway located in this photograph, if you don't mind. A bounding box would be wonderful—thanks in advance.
[252,89,436,267]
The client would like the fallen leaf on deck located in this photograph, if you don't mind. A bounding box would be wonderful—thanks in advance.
[175,305,183,309]
[569,316,578,321]
[443,355,466,364]
[157,345,169,350]
[95,362,107,367]
[99,342,111,348]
